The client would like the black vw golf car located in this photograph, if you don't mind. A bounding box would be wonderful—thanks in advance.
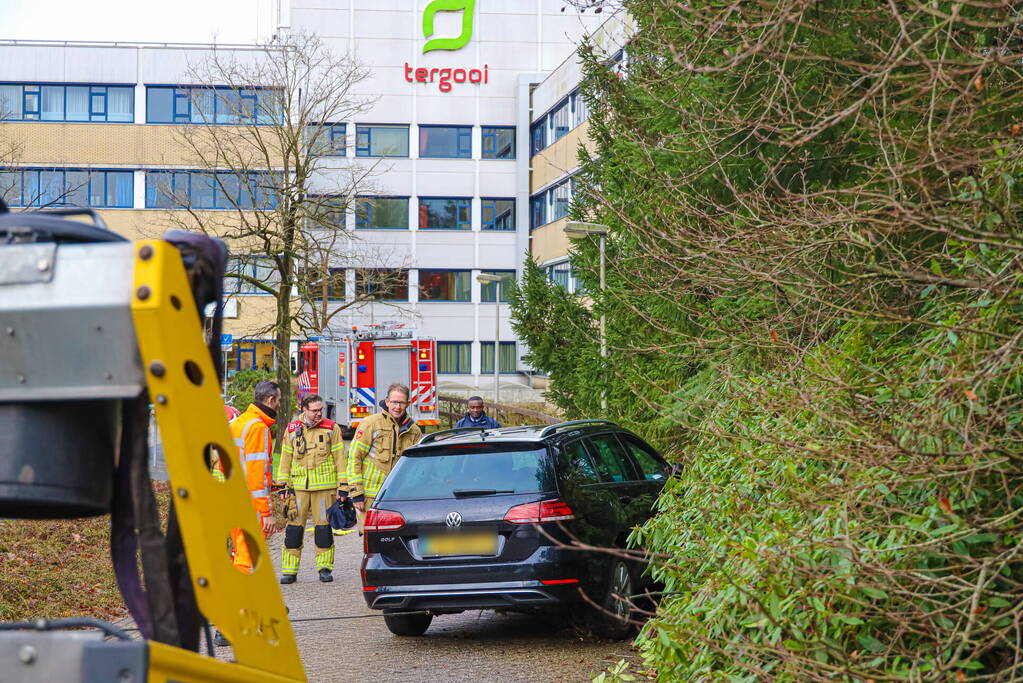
[360,420,670,638]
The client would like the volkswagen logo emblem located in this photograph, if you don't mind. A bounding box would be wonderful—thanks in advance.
[445,511,462,528]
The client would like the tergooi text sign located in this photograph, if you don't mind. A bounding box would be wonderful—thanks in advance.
[405,0,489,92]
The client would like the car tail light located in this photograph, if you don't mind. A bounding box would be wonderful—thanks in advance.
[364,508,405,532]
[540,578,579,585]
[504,499,575,524]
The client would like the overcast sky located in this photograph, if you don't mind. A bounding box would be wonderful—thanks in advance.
[3,0,278,44]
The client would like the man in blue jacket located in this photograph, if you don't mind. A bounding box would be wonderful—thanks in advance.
[455,396,501,429]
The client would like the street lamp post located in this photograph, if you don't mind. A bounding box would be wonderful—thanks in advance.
[476,272,509,409]
[564,221,610,413]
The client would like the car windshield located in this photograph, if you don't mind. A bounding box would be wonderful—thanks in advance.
[377,445,554,501]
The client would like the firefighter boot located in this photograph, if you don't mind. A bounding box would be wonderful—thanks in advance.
[314,524,334,582]
[281,523,303,583]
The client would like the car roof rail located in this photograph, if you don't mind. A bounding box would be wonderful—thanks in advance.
[538,419,618,439]
[418,426,488,445]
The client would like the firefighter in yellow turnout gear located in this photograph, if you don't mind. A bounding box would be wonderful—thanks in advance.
[276,393,346,583]
[346,383,422,531]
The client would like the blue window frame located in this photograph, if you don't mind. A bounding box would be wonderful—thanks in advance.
[419,269,471,302]
[530,194,546,230]
[327,123,347,155]
[418,125,472,158]
[354,269,408,301]
[419,197,471,230]
[530,179,572,229]
[356,196,409,230]
[480,270,514,302]
[307,123,347,156]
[237,344,257,370]
[0,168,133,208]
[0,83,133,123]
[226,257,277,295]
[481,198,515,231]
[355,125,409,157]
[548,98,571,142]
[23,86,40,120]
[543,260,580,294]
[304,267,346,301]
[481,341,516,374]
[437,342,471,374]
[481,126,515,159]
[146,171,277,209]
[530,120,546,157]
[146,86,277,125]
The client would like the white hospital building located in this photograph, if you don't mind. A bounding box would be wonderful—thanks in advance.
[0,1,620,393]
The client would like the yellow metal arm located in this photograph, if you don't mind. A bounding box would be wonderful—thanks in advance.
[131,240,305,682]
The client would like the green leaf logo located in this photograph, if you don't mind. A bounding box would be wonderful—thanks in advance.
[422,0,476,53]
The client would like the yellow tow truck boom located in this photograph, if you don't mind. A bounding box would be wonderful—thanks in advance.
[0,206,306,682]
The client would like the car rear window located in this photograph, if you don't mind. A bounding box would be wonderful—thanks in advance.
[377,445,555,501]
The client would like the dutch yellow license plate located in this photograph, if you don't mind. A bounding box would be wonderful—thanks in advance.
[422,532,498,557]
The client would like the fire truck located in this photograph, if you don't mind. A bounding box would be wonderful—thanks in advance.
[297,322,439,435]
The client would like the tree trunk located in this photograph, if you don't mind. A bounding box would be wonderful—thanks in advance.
[274,281,293,447]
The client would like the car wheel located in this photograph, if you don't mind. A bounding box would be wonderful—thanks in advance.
[592,559,635,640]
[383,611,433,636]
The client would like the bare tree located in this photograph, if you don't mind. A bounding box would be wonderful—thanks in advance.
[154,31,379,425]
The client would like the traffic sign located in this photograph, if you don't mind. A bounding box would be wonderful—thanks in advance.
[220,333,233,350]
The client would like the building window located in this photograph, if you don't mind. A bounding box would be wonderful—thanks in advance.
[227,256,278,295]
[437,342,471,374]
[355,125,409,157]
[356,196,409,230]
[303,267,346,300]
[419,269,471,302]
[530,178,574,229]
[530,120,547,157]
[419,125,471,158]
[530,194,546,230]
[481,126,515,159]
[307,123,347,156]
[548,98,571,143]
[543,260,578,294]
[418,197,471,230]
[0,168,133,208]
[550,180,571,221]
[354,269,408,301]
[571,92,589,127]
[0,83,133,123]
[481,198,515,231]
[146,171,276,209]
[481,341,516,374]
[146,86,276,125]
[480,270,514,302]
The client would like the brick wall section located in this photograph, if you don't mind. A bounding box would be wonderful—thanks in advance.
[7,122,282,168]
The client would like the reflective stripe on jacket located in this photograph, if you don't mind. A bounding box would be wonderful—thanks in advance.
[346,410,421,500]
[229,403,276,518]
[277,418,346,491]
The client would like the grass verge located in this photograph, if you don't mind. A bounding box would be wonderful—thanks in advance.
[0,481,169,622]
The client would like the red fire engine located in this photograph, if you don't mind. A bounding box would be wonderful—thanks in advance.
[296,322,438,435]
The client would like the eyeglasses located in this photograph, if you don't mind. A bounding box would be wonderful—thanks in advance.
[386,399,409,406]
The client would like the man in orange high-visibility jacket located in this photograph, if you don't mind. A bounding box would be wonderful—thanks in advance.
[228,379,281,571]
[214,380,283,648]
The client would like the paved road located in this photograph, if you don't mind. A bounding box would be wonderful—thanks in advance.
[222,530,636,682]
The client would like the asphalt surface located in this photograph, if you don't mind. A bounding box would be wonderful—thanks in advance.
[225,529,637,682]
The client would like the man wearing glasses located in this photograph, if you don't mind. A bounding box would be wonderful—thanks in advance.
[276,393,346,583]
[345,383,422,532]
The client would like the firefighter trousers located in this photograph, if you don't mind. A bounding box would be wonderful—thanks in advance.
[282,489,335,575]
